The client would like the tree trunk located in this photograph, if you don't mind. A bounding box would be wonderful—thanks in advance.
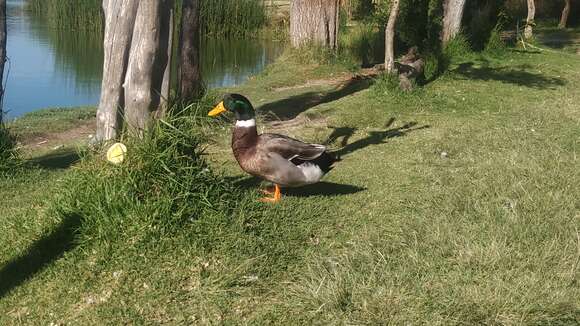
[442,0,466,46]
[290,0,340,49]
[0,0,6,123]
[179,0,203,104]
[96,0,139,142]
[559,0,571,29]
[524,0,535,39]
[384,0,400,74]
[124,0,173,136]
[159,6,174,118]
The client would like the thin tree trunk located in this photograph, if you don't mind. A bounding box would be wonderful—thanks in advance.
[0,0,6,123]
[384,0,400,74]
[159,7,174,118]
[290,0,340,49]
[96,0,139,142]
[124,0,173,136]
[442,0,466,46]
[179,0,203,104]
[559,0,571,29]
[524,0,535,39]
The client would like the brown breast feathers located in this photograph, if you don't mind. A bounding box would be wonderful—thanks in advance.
[232,125,259,173]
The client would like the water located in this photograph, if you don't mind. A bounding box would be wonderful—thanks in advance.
[3,0,284,119]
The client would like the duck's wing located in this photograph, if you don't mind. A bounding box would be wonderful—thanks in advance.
[257,133,326,161]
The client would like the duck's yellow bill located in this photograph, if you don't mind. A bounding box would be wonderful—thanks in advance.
[208,101,226,117]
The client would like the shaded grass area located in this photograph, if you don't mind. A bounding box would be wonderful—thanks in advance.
[1,48,580,323]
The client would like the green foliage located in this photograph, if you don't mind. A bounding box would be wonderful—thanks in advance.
[49,101,241,245]
[443,33,473,60]
[484,26,508,54]
[423,51,449,82]
[0,124,21,176]
[27,0,268,38]
[370,72,401,96]
[27,0,102,33]
[179,0,268,37]
[340,24,385,68]
[372,0,444,53]
[346,0,376,21]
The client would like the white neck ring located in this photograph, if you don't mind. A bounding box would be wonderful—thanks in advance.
[235,119,256,127]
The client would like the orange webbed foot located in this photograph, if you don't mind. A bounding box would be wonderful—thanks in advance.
[259,184,281,203]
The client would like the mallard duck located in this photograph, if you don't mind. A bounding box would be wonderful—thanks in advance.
[208,93,338,202]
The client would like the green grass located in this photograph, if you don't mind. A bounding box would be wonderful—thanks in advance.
[8,107,95,139]
[1,46,580,324]
[0,124,21,176]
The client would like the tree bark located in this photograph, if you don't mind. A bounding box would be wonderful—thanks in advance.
[124,0,173,136]
[159,6,174,118]
[524,0,535,39]
[290,0,340,49]
[442,0,466,46]
[179,0,203,104]
[384,0,400,74]
[0,0,6,123]
[96,0,139,142]
[559,0,571,29]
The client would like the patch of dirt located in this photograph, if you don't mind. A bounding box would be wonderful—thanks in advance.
[18,119,96,150]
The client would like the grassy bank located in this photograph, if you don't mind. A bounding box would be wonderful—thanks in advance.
[1,45,580,324]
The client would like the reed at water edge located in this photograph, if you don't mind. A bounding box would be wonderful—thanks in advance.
[26,0,268,38]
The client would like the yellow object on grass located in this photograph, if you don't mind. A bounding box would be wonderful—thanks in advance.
[106,142,127,164]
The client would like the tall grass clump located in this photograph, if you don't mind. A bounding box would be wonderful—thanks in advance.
[442,33,473,62]
[200,0,267,37]
[28,0,268,38]
[49,102,241,247]
[27,0,103,33]
[0,123,20,176]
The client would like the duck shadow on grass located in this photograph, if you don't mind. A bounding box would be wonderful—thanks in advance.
[0,214,81,299]
[228,176,366,198]
[453,62,566,89]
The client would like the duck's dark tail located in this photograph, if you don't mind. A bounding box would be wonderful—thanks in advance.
[291,151,341,174]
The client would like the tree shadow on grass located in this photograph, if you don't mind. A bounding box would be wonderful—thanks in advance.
[453,62,566,89]
[258,75,375,121]
[536,29,579,50]
[28,149,81,170]
[0,214,80,298]
[332,118,430,157]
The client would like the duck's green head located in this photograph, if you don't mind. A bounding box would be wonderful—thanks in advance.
[208,93,255,121]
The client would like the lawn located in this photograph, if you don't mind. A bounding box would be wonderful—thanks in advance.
[0,47,579,324]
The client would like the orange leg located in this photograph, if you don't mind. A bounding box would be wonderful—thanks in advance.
[259,184,282,203]
[260,185,276,195]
